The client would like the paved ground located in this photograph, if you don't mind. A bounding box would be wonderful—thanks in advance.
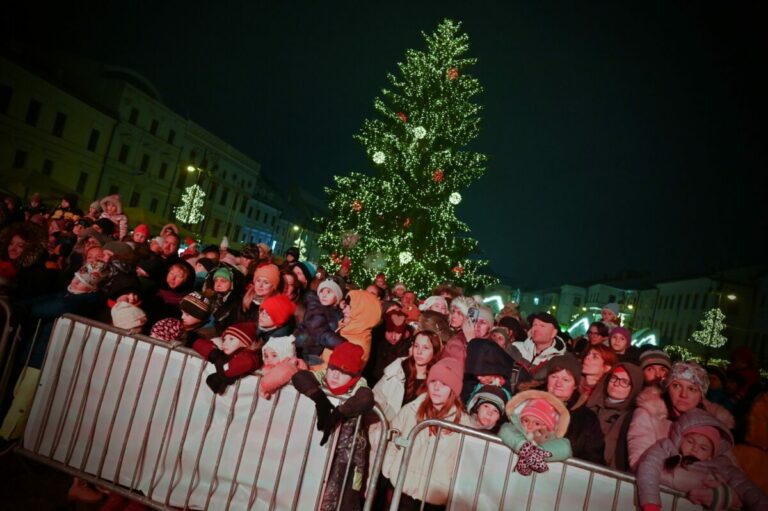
[0,446,102,511]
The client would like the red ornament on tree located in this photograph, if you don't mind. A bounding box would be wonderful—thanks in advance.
[452,265,464,276]
[433,169,445,183]
[351,200,363,212]
[447,67,459,80]
[403,217,411,228]
[396,111,408,123]
[331,253,342,264]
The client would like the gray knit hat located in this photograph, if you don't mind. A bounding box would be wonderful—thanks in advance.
[665,362,709,394]
[639,349,672,371]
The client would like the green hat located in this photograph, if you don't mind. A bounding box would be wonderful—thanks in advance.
[213,266,233,282]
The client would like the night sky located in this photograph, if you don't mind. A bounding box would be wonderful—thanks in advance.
[7,2,766,288]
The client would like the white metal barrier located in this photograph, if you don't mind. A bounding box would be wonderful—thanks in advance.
[17,314,388,511]
[389,420,702,511]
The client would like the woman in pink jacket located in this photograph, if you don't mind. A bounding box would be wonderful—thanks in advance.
[627,362,734,472]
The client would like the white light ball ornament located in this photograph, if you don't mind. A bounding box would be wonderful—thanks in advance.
[373,151,386,164]
[413,126,427,140]
[399,251,413,264]
[449,192,462,205]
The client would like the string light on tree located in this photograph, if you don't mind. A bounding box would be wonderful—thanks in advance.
[175,184,206,224]
[691,307,728,349]
[318,19,497,293]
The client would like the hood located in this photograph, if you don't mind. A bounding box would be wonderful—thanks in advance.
[669,408,734,457]
[100,194,123,214]
[465,339,516,377]
[635,385,670,420]
[587,362,644,410]
[340,289,382,334]
[0,222,48,269]
[506,389,571,439]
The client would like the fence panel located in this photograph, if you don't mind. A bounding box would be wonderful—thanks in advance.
[19,314,360,510]
[392,419,700,511]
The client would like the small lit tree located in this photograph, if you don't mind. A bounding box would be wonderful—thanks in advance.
[175,184,206,225]
[691,307,728,349]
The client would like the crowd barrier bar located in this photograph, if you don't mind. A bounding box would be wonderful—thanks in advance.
[13,314,390,511]
[389,418,697,511]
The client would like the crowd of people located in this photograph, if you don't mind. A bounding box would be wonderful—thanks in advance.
[1,192,767,511]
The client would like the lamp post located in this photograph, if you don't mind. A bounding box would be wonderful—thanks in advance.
[293,225,306,258]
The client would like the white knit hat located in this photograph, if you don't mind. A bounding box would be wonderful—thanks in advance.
[262,335,296,361]
[111,302,147,331]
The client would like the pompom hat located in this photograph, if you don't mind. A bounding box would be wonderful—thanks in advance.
[262,335,296,361]
[317,278,344,303]
[520,398,558,433]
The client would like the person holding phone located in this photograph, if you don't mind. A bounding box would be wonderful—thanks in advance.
[441,296,478,368]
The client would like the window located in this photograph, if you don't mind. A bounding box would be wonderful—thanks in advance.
[175,171,186,189]
[87,129,100,152]
[140,154,150,172]
[149,198,158,213]
[13,150,27,168]
[254,209,260,221]
[0,83,11,114]
[159,162,168,179]
[129,191,140,207]
[42,159,54,176]
[240,196,247,213]
[118,144,130,164]
[167,129,176,145]
[53,112,67,137]
[684,294,690,310]
[692,293,699,310]
[108,185,119,195]
[213,219,221,238]
[129,107,138,124]
[26,99,41,126]
[271,216,276,227]
[149,119,158,135]
[248,206,253,218]
[210,182,218,201]
[219,187,228,206]
[76,172,88,193]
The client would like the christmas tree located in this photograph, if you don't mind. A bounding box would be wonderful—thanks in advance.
[175,184,206,225]
[318,19,497,294]
[690,307,728,349]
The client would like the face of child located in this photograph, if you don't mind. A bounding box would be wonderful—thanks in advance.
[262,347,280,367]
[221,333,243,355]
[132,231,147,244]
[610,333,629,354]
[181,311,199,328]
[85,247,103,266]
[104,202,117,215]
[325,367,352,390]
[428,379,452,410]
[214,276,232,293]
[490,330,507,349]
[476,402,501,429]
[258,309,275,329]
[601,309,618,324]
[318,287,337,306]
[7,235,27,260]
[521,415,547,434]
[427,301,448,315]
[680,432,714,461]
[412,334,435,366]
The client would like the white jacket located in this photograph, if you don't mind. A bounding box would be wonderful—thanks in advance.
[381,393,471,505]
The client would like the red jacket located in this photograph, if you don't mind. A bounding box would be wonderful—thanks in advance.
[192,338,262,378]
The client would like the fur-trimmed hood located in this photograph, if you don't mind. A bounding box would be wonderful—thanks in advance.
[669,408,734,457]
[100,194,123,214]
[506,389,571,439]
[0,222,47,269]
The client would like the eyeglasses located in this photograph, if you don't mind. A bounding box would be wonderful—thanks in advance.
[588,330,601,336]
[608,375,632,388]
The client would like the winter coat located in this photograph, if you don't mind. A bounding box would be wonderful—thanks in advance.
[381,393,472,505]
[564,392,606,465]
[627,385,735,471]
[372,357,409,424]
[293,291,344,365]
[733,392,768,496]
[99,194,128,239]
[320,290,381,368]
[587,362,644,471]
[636,408,768,511]
[192,338,261,378]
[462,339,516,403]
[498,390,573,462]
[507,336,567,389]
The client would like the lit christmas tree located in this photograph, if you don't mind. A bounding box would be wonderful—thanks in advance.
[175,184,206,224]
[319,19,497,294]
[691,307,728,349]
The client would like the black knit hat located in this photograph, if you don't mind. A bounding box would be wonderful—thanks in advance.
[180,292,211,320]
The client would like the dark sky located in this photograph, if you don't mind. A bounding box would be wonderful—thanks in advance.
[8,2,767,288]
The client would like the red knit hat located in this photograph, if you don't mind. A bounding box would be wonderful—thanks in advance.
[260,294,296,327]
[328,342,364,375]
[520,398,558,433]
[134,224,149,237]
[223,322,259,348]
[427,358,463,398]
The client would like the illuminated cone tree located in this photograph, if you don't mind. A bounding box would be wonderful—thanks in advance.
[175,184,206,225]
[318,19,497,294]
[691,307,728,350]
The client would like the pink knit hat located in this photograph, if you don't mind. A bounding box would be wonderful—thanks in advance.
[685,425,720,452]
[520,398,558,433]
[427,358,463,398]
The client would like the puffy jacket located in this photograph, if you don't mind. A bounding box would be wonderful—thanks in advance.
[382,393,471,505]
[293,291,344,364]
[627,385,735,471]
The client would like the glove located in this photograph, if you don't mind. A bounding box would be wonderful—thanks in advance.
[319,408,345,447]
[208,348,229,367]
[313,393,335,433]
[206,372,236,395]
[514,441,552,476]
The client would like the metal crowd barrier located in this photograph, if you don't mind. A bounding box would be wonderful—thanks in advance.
[0,296,21,400]
[388,419,701,511]
[15,314,389,511]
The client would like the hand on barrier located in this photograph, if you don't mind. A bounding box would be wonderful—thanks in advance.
[313,393,335,433]
[206,372,236,394]
[207,348,229,367]
[319,408,345,447]
[514,441,552,476]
